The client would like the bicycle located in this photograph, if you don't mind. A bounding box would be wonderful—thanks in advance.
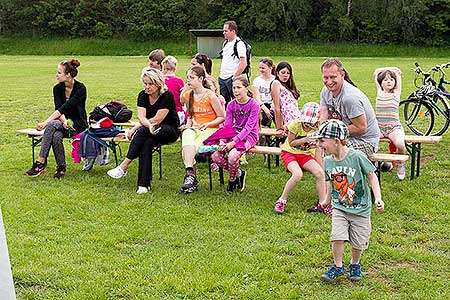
[399,62,450,136]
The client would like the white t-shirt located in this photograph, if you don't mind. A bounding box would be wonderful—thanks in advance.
[252,76,275,105]
[219,37,246,79]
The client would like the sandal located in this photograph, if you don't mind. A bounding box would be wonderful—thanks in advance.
[107,166,127,179]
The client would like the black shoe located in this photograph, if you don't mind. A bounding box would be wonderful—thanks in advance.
[226,179,237,194]
[236,170,247,192]
[53,166,66,179]
[25,161,46,177]
[306,201,321,213]
[380,162,393,172]
[179,174,198,193]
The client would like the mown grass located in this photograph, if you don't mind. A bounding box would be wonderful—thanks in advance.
[0,55,449,300]
[1,37,450,57]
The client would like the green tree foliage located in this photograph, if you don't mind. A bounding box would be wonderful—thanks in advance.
[0,0,448,45]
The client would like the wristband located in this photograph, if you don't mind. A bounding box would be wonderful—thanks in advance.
[276,128,284,131]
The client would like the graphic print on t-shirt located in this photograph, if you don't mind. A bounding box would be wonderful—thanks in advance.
[328,167,365,208]
[326,104,342,120]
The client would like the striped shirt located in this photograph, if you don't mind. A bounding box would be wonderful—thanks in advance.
[376,93,400,127]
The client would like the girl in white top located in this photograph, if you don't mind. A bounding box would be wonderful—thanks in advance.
[252,57,276,126]
[271,61,301,137]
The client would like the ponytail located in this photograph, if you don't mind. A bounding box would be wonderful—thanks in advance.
[188,90,195,118]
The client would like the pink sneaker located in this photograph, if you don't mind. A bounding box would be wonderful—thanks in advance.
[397,163,406,180]
[274,198,286,214]
[321,204,333,215]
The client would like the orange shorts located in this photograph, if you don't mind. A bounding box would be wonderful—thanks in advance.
[281,150,315,171]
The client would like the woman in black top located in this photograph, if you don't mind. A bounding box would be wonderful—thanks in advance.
[107,68,180,194]
[25,59,88,178]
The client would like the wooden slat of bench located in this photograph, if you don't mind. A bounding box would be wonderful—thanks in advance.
[380,135,442,144]
[259,127,277,136]
[369,153,409,163]
[248,145,281,156]
[16,128,44,136]
[112,121,139,127]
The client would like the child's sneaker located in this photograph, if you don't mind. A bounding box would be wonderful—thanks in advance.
[25,161,46,177]
[397,162,405,180]
[274,198,286,214]
[226,179,237,194]
[321,264,345,282]
[53,166,66,179]
[306,201,331,214]
[236,170,247,192]
[348,263,363,281]
[380,161,393,172]
[179,174,198,193]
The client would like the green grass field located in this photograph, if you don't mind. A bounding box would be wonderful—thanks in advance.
[1,55,449,299]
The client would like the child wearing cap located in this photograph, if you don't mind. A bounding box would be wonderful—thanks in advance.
[274,102,328,214]
[308,119,384,282]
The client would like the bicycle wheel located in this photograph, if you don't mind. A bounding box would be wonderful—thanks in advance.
[428,94,450,136]
[400,98,435,136]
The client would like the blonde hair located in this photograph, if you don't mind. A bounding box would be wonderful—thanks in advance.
[141,68,167,95]
[162,55,178,72]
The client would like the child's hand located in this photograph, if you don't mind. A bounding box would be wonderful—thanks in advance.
[375,199,384,212]
[223,141,236,152]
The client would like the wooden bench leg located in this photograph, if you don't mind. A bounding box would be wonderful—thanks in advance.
[406,142,420,180]
[206,156,213,190]
[375,162,381,188]
[416,143,421,178]
[107,141,119,166]
[219,167,224,185]
[30,136,42,164]
[154,145,162,180]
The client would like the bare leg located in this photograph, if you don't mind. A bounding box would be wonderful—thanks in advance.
[332,240,345,267]
[280,161,303,200]
[302,159,326,201]
[350,247,362,265]
[119,158,132,172]
[182,145,196,168]
[388,128,406,154]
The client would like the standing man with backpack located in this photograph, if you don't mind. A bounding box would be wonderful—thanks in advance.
[219,20,248,106]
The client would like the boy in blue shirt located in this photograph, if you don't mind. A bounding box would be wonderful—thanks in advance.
[309,119,384,282]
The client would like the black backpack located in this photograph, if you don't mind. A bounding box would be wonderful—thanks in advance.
[220,38,252,79]
[89,100,133,123]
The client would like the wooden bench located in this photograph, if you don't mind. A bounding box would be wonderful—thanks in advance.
[368,153,410,184]
[380,135,442,180]
[16,128,163,179]
[260,127,442,180]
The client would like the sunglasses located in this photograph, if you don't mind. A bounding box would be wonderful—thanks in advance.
[330,173,345,182]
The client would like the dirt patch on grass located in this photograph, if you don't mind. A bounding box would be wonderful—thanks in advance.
[368,261,417,275]
[420,154,435,164]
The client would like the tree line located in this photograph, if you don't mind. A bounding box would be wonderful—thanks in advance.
[0,0,448,46]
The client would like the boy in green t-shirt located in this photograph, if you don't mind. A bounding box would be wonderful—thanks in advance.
[309,119,384,282]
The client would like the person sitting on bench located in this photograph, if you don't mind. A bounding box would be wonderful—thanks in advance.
[25,59,88,179]
[107,68,180,194]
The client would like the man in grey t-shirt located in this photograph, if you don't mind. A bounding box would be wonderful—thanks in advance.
[319,58,380,157]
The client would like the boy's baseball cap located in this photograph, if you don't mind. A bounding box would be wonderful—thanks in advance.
[308,119,348,140]
[299,102,320,124]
